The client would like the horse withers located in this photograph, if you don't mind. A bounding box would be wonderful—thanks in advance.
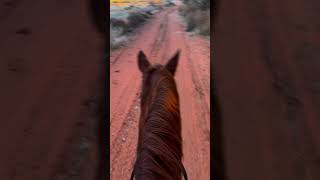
[130,50,188,180]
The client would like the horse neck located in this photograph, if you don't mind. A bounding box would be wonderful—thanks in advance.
[138,76,181,149]
[136,77,183,180]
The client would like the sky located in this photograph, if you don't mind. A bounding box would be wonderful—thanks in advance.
[110,0,164,6]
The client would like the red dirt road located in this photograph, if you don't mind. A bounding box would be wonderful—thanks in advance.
[110,6,210,180]
[0,0,104,180]
[214,0,320,179]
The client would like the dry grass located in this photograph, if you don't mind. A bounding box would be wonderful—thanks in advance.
[179,4,210,36]
[110,5,159,50]
[110,12,149,49]
[110,24,129,50]
[127,11,150,29]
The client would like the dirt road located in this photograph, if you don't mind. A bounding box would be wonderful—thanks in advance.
[0,0,104,179]
[214,0,320,179]
[110,6,210,180]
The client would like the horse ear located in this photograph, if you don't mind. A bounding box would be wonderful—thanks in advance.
[165,50,180,76]
[138,50,150,73]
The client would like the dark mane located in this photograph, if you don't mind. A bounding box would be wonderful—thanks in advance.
[133,50,184,180]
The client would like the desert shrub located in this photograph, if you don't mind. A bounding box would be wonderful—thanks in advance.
[164,0,176,7]
[110,11,151,50]
[110,18,128,35]
[183,0,210,10]
[197,0,210,10]
[179,4,210,36]
[110,4,165,50]
[110,10,151,50]
[110,25,128,49]
[192,9,210,35]
[127,11,149,29]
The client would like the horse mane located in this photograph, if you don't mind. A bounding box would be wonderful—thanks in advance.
[135,66,183,180]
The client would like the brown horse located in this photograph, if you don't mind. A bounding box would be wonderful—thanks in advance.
[130,50,188,180]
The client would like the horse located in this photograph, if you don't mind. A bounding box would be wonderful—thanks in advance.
[130,50,188,180]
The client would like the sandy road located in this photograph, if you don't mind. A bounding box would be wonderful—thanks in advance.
[214,0,320,179]
[110,6,210,180]
[0,0,105,179]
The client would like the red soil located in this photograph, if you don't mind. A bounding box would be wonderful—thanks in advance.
[110,6,210,180]
[0,0,104,179]
[214,0,320,179]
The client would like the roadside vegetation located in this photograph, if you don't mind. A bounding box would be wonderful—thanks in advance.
[179,0,210,36]
[110,1,176,50]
